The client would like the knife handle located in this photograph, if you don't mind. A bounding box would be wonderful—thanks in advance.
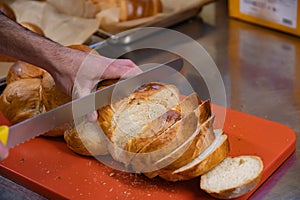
[0,125,8,145]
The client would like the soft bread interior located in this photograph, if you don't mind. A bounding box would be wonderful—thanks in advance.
[125,92,200,154]
[99,82,181,162]
[200,156,263,199]
[129,111,199,173]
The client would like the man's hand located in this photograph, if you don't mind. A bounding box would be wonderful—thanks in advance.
[50,50,142,122]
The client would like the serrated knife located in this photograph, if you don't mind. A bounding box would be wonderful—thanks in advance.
[0,58,183,149]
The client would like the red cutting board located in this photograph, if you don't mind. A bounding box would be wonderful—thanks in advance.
[0,105,296,200]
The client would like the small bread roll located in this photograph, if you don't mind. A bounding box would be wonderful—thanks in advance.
[6,61,46,85]
[0,79,45,124]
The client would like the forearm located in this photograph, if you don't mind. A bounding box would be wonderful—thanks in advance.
[0,13,86,78]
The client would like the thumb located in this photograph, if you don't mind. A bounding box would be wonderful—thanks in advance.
[73,82,99,123]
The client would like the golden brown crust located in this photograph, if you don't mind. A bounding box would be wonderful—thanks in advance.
[67,44,100,55]
[202,173,262,199]
[64,120,109,156]
[131,82,166,100]
[6,61,45,84]
[0,79,44,124]
[64,123,92,156]
[97,104,115,139]
[200,156,263,199]
[0,3,16,21]
[97,79,119,90]
[156,116,215,175]
[20,22,45,36]
[0,55,17,63]
[41,72,71,111]
[157,135,230,182]
[43,123,70,137]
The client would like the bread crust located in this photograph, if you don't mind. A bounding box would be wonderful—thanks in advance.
[0,79,44,124]
[156,133,229,182]
[41,72,71,111]
[6,61,45,84]
[202,173,262,199]
[145,115,215,179]
[64,120,109,156]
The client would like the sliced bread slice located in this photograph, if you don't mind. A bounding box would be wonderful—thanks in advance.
[158,129,229,181]
[200,156,263,199]
[125,92,200,155]
[130,111,199,173]
[145,114,215,179]
[97,82,180,161]
[112,92,200,166]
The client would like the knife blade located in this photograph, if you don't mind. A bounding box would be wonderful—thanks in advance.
[0,58,183,149]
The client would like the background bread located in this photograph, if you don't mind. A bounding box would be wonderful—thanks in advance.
[145,115,215,179]
[200,156,263,199]
[6,61,46,85]
[0,78,44,124]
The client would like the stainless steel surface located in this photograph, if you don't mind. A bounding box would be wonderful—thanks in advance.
[1,0,300,199]
[6,58,183,149]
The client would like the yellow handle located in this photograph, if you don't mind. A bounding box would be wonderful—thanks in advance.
[0,125,9,145]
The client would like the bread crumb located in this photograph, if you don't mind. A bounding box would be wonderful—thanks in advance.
[109,172,115,177]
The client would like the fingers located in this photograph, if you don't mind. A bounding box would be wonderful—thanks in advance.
[0,142,8,161]
[73,85,99,123]
[102,59,142,80]
[86,111,98,122]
